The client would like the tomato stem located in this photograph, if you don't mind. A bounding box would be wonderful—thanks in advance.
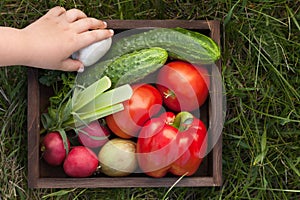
[163,89,175,99]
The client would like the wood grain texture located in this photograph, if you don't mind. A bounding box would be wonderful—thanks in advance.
[107,19,214,29]
[27,68,40,188]
[27,20,222,188]
[209,20,223,186]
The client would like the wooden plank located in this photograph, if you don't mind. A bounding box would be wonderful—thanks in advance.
[209,20,223,186]
[107,19,212,29]
[27,68,40,188]
[35,177,215,188]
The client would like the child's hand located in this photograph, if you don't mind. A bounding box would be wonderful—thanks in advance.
[21,6,113,71]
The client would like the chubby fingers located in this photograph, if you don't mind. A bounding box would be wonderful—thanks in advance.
[65,8,108,34]
[73,18,107,33]
[47,6,66,17]
[59,58,84,72]
[65,8,87,22]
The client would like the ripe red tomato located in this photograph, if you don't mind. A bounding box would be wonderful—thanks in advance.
[156,61,210,112]
[106,84,162,138]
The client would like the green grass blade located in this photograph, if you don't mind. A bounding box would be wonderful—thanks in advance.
[42,188,77,199]
[224,0,241,26]
[238,30,300,101]
[286,5,300,31]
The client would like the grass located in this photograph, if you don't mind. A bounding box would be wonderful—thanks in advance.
[0,0,300,199]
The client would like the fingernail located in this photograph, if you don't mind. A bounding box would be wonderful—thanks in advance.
[77,65,84,73]
[103,21,107,27]
[109,29,114,35]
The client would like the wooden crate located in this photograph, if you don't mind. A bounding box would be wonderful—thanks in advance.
[27,20,223,188]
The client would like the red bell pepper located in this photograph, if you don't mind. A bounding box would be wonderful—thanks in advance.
[137,111,207,178]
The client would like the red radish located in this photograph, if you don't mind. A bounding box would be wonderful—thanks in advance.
[78,121,110,148]
[41,132,70,166]
[63,146,99,177]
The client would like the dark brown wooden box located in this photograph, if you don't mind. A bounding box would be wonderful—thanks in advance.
[27,20,223,188]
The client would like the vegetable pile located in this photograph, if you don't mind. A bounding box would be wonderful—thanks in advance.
[39,27,220,178]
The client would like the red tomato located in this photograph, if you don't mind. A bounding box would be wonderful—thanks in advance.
[106,84,162,138]
[156,61,210,112]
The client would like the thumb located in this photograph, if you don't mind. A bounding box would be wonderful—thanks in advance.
[60,58,84,72]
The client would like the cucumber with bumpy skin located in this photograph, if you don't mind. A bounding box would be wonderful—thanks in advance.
[76,47,168,88]
[171,27,220,62]
[104,28,220,63]
[76,59,113,87]
[104,47,168,87]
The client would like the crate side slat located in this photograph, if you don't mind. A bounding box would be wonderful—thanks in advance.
[27,68,41,188]
[36,177,215,188]
[107,19,212,29]
[209,20,223,186]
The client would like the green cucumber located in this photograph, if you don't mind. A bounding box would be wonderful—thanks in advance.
[76,59,113,88]
[104,47,168,87]
[76,47,168,88]
[104,28,220,64]
[172,27,220,62]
